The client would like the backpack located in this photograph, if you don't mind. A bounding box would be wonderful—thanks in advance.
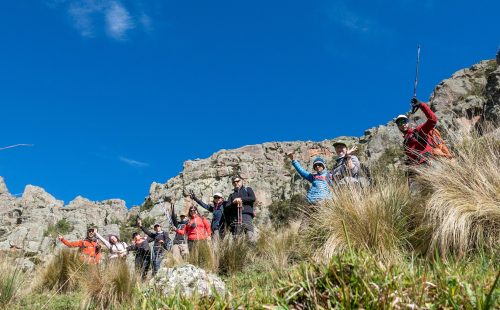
[414,128,453,159]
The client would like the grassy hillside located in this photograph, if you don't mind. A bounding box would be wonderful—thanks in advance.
[1,132,499,309]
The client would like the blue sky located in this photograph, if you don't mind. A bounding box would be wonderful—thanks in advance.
[0,0,498,206]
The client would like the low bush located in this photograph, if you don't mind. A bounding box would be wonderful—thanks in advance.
[44,218,73,237]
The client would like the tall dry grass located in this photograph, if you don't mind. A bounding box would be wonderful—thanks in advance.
[414,133,500,257]
[0,254,27,308]
[253,222,302,273]
[80,260,138,309]
[36,249,87,293]
[213,236,252,275]
[302,171,415,263]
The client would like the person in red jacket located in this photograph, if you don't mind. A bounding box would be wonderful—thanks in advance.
[58,228,101,264]
[176,206,212,251]
[394,97,437,165]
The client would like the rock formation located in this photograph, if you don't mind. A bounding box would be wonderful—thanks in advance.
[0,177,128,269]
[0,52,499,268]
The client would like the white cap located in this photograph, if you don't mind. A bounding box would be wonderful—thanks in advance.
[213,192,224,198]
[395,114,409,122]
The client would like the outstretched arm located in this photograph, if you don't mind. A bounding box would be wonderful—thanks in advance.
[291,160,313,182]
[192,196,212,212]
[58,237,83,248]
[415,102,437,134]
[140,226,155,239]
[95,232,111,249]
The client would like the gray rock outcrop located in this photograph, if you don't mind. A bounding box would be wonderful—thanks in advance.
[148,264,225,297]
[0,181,128,268]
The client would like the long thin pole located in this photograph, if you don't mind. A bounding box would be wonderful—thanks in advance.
[0,144,33,151]
[413,45,421,98]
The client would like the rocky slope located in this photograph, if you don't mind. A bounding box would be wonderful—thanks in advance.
[1,52,499,267]
[144,57,500,219]
[0,178,127,269]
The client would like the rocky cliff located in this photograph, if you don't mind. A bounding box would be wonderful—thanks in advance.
[143,58,500,219]
[0,178,127,269]
[1,52,499,268]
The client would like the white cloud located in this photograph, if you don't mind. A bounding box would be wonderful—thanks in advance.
[47,0,148,40]
[106,1,134,40]
[119,156,149,168]
[326,1,386,37]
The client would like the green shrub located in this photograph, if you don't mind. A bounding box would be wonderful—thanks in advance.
[268,195,307,228]
[140,198,154,212]
[44,218,73,237]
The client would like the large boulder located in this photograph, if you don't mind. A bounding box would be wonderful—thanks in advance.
[148,264,225,297]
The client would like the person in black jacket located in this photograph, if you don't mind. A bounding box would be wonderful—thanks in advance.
[137,219,171,276]
[127,232,151,280]
[224,175,256,241]
[171,213,189,263]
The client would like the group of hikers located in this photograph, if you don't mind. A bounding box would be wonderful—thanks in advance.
[57,175,257,280]
[57,97,451,279]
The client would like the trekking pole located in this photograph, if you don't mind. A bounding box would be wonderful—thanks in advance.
[236,200,243,235]
[411,45,421,114]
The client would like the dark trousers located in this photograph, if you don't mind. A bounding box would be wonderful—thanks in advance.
[135,252,151,280]
[228,213,255,242]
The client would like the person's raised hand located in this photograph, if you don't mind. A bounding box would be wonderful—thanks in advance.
[346,145,358,155]
[411,97,421,113]
[137,219,142,227]
[286,152,294,160]
[57,235,63,241]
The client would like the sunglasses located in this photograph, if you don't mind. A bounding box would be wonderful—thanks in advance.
[189,209,197,212]
[213,196,222,199]
[396,119,408,126]
[232,179,241,183]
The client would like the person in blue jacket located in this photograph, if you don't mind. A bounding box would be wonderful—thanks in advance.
[287,153,333,204]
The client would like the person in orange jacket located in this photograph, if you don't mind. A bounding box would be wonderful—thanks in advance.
[58,227,101,264]
[176,206,212,251]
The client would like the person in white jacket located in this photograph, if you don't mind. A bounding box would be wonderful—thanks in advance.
[95,230,128,260]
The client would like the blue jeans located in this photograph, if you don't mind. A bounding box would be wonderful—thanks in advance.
[152,248,165,275]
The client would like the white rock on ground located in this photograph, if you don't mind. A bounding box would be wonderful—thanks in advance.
[148,264,225,298]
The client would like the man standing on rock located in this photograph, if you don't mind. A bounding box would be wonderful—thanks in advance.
[189,191,226,240]
[394,98,438,166]
[137,219,171,276]
[331,141,361,186]
[58,227,101,264]
[224,175,257,241]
